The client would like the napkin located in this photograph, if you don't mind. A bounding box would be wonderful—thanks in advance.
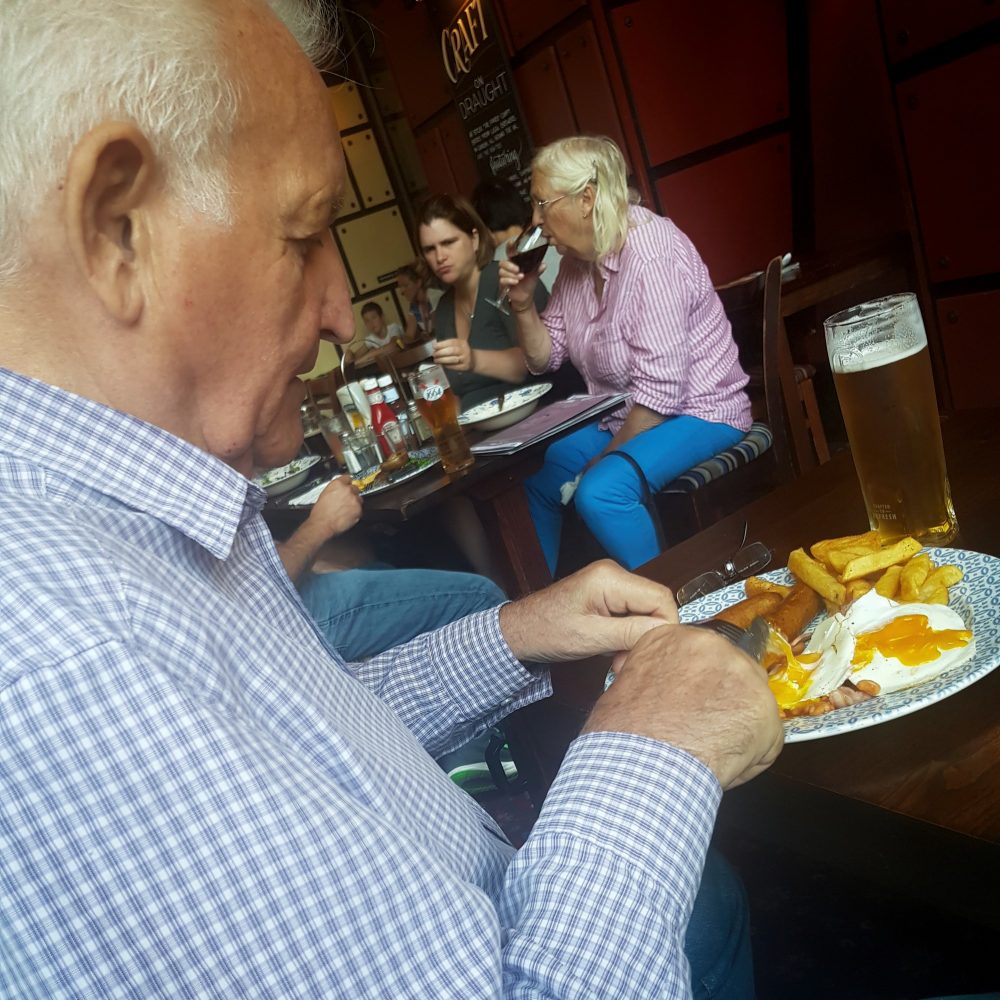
[560,474,582,505]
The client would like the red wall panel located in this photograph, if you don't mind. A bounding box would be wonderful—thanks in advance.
[809,0,907,251]
[612,0,788,165]
[881,0,998,63]
[936,290,1000,410]
[655,136,792,286]
[898,47,1000,282]
[414,129,458,198]
[514,47,577,148]
[498,0,586,51]
[370,4,450,128]
[556,22,628,161]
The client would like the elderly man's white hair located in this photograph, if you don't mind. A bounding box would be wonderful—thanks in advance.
[0,0,336,282]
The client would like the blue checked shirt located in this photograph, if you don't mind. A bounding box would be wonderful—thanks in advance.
[0,368,721,998]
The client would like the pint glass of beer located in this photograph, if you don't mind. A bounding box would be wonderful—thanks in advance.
[407,363,474,475]
[824,293,957,544]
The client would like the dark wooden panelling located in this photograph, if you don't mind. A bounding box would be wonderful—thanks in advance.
[370,4,450,128]
[809,0,907,251]
[881,0,998,63]
[612,0,788,165]
[437,109,482,196]
[898,46,1000,282]
[514,47,577,148]
[414,129,458,197]
[556,21,628,161]
[655,136,792,286]
[937,290,1000,409]
[498,0,586,51]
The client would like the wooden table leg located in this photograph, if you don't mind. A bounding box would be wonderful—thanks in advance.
[468,467,552,599]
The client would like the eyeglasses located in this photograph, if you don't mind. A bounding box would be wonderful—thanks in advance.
[531,193,568,212]
[676,539,773,606]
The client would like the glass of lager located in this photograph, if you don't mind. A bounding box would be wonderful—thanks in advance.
[407,363,474,475]
[824,292,957,544]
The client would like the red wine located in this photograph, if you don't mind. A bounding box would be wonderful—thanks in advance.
[510,244,547,274]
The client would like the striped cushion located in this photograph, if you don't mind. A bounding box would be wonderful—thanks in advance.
[663,422,774,493]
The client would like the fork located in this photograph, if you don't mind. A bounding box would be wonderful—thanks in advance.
[690,616,770,663]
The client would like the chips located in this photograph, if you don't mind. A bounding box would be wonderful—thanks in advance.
[787,531,962,610]
[788,548,846,606]
[745,576,792,600]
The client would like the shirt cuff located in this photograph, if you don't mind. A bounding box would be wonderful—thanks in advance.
[424,606,552,721]
[530,731,721,897]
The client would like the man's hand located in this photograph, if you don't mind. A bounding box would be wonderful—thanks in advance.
[433,338,474,372]
[309,475,362,538]
[584,625,784,790]
[499,560,678,663]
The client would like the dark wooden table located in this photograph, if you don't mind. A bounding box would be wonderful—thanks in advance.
[636,409,1000,837]
[527,409,1000,927]
[265,396,624,599]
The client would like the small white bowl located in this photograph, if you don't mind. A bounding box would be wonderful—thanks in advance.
[460,383,552,432]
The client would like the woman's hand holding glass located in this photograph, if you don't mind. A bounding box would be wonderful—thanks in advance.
[493,224,548,315]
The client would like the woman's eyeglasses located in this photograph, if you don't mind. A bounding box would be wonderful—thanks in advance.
[676,540,773,606]
[531,193,568,212]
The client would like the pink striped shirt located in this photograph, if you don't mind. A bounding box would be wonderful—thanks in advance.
[535,206,751,436]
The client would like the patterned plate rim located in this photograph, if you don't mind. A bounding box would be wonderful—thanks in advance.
[606,548,1000,743]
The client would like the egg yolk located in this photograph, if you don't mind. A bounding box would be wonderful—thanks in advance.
[766,632,822,710]
[852,614,971,668]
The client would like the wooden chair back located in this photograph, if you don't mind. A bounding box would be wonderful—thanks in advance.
[716,256,799,480]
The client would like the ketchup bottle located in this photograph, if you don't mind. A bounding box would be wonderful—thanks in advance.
[361,377,408,466]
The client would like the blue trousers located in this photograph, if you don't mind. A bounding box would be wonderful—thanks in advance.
[687,849,755,999]
[297,566,506,661]
[525,416,745,572]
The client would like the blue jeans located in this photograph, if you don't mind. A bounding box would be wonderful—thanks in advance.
[297,566,506,661]
[687,849,755,999]
[525,416,745,572]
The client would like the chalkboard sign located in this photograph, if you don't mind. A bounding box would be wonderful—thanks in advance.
[429,0,533,191]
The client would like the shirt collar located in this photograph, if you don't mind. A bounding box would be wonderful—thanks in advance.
[0,368,262,560]
[598,204,651,277]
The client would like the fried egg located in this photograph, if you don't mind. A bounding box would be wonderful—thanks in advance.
[766,590,974,713]
[839,591,974,694]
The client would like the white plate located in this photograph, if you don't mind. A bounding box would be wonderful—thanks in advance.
[287,447,440,506]
[252,454,322,496]
[685,547,998,742]
[606,548,1000,743]
[458,383,552,431]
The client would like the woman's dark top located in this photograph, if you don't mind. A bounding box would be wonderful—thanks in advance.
[432,260,549,410]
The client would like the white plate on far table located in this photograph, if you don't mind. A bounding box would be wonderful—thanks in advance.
[605,547,1000,743]
[287,447,441,506]
[252,455,322,496]
[458,383,552,431]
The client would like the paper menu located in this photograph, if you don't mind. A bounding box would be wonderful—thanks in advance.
[470,393,630,455]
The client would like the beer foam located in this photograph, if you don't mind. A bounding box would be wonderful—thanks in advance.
[829,329,926,374]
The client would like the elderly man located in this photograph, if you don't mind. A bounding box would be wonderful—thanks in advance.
[0,2,782,998]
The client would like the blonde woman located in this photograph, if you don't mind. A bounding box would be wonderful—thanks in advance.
[501,135,751,572]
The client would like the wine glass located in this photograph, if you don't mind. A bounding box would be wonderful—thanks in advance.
[487,224,549,315]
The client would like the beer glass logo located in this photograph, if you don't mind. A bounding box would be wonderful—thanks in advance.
[423,384,444,402]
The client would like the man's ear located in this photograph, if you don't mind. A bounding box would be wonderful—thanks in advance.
[64,122,158,325]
